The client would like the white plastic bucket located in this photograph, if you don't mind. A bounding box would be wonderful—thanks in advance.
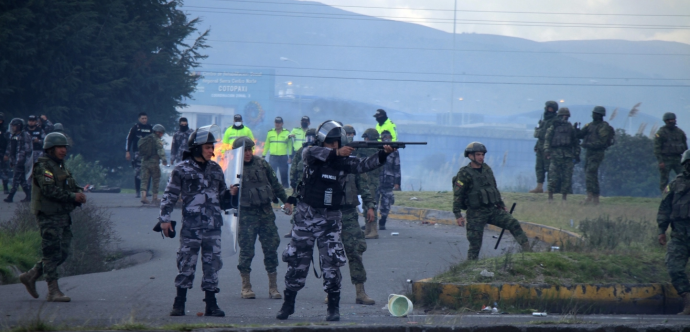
[388,294,413,317]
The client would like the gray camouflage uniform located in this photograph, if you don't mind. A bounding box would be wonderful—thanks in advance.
[170,129,192,165]
[5,130,32,195]
[159,158,229,292]
[376,150,400,223]
[283,146,387,293]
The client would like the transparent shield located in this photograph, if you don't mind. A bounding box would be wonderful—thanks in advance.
[222,144,244,257]
[194,124,221,146]
[24,153,33,182]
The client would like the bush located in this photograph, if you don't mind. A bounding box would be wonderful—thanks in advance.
[64,154,107,188]
[577,215,658,252]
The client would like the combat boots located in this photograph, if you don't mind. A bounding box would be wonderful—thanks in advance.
[2,180,8,194]
[268,272,282,299]
[19,266,41,299]
[678,292,690,315]
[521,241,532,253]
[326,292,340,321]
[170,287,186,316]
[151,194,160,205]
[204,291,225,317]
[46,280,71,302]
[365,222,378,239]
[355,283,375,305]
[276,289,297,320]
[4,192,14,203]
[140,191,149,204]
[378,216,387,230]
[547,191,554,201]
[20,189,30,202]
[529,183,544,193]
[240,273,256,299]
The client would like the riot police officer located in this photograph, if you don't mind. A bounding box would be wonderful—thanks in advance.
[4,118,32,203]
[26,115,46,163]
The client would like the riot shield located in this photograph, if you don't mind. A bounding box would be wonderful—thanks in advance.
[24,152,34,182]
[222,143,244,257]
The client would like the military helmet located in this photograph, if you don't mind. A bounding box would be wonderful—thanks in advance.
[362,128,380,140]
[663,112,676,121]
[43,132,69,149]
[682,150,690,165]
[316,120,345,146]
[343,125,356,135]
[592,106,606,116]
[187,125,220,149]
[232,136,255,149]
[464,141,487,158]
[557,108,570,117]
[152,124,165,133]
[53,123,64,132]
[545,101,559,112]
[9,118,24,131]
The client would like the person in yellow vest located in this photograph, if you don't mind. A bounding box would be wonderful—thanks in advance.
[222,114,254,148]
[263,117,291,188]
[374,109,397,142]
[288,115,310,158]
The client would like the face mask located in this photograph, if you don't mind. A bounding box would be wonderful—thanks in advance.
[684,162,690,174]
[234,122,242,127]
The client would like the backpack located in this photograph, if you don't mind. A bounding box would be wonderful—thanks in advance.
[137,135,157,158]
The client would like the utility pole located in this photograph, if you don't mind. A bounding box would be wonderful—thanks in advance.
[449,0,457,126]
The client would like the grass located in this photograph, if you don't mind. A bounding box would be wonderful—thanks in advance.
[393,191,659,234]
[0,231,41,283]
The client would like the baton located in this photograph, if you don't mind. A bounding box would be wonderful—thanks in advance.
[494,202,517,250]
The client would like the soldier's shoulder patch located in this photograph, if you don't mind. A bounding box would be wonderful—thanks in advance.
[455,179,464,188]
[44,170,53,178]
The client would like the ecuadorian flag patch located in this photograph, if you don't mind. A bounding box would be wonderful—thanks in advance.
[44,171,54,178]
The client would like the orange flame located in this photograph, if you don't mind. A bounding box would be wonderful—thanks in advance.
[213,140,266,172]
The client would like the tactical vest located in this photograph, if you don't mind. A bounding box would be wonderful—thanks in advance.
[28,127,42,151]
[138,135,158,159]
[342,174,359,207]
[550,122,573,148]
[661,129,686,155]
[465,166,501,209]
[582,121,615,149]
[670,176,690,220]
[240,156,274,207]
[10,135,18,158]
[301,163,344,209]
[31,158,79,215]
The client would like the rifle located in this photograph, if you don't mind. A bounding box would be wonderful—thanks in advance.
[494,202,517,249]
[346,141,427,149]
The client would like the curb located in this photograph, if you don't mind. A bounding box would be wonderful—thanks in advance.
[389,205,580,245]
[412,278,683,314]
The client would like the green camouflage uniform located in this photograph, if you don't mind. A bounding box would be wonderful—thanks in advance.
[544,118,579,194]
[654,125,688,192]
[657,169,690,295]
[356,148,381,219]
[533,111,558,184]
[137,133,167,194]
[577,120,613,195]
[237,155,288,274]
[30,155,82,281]
[341,172,374,284]
[453,163,528,260]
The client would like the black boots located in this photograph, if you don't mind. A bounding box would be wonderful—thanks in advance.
[20,189,30,202]
[326,292,340,321]
[276,289,297,320]
[204,291,225,317]
[2,180,8,195]
[4,192,14,203]
[378,217,387,230]
[170,288,186,316]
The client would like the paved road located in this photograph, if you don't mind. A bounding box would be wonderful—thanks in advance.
[0,193,529,328]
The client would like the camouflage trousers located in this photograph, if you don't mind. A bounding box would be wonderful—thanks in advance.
[0,159,10,182]
[584,149,606,195]
[140,160,161,194]
[132,152,142,180]
[237,205,280,274]
[376,186,395,221]
[341,207,367,284]
[659,156,683,192]
[32,214,72,281]
[666,222,690,295]
[9,165,29,195]
[282,202,347,293]
[175,227,222,292]
[465,206,529,261]
[547,156,574,194]
[534,148,550,184]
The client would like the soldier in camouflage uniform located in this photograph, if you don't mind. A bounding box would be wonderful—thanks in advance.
[159,125,233,317]
[286,129,317,238]
[376,130,400,230]
[357,128,382,239]
[232,136,292,300]
[19,132,86,302]
[657,150,690,315]
[529,101,559,193]
[138,124,168,204]
[4,118,32,203]
[654,112,687,192]
[0,113,10,194]
[453,142,530,261]
[171,117,192,165]
[544,108,579,201]
[277,121,393,322]
[576,106,614,205]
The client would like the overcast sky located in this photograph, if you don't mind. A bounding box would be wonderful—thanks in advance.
[308,0,690,44]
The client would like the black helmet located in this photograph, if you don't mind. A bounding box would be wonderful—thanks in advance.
[10,118,24,132]
[316,120,345,146]
[545,101,559,112]
[187,125,220,149]
[663,112,676,121]
[464,142,487,158]
[305,128,317,146]
[232,136,255,149]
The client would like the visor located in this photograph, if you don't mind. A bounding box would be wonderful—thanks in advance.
[194,124,221,146]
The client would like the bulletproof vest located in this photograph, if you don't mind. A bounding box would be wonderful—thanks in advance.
[301,163,344,209]
[550,122,573,148]
[240,156,274,207]
[10,135,18,157]
[582,121,613,148]
[342,173,359,207]
[27,127,43,151]
[133,124,152,152]
[670,176,690,220]
[31,157,79,215]
[661,128,686,155]
[534,113,556,141]
[465,166,501,209]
